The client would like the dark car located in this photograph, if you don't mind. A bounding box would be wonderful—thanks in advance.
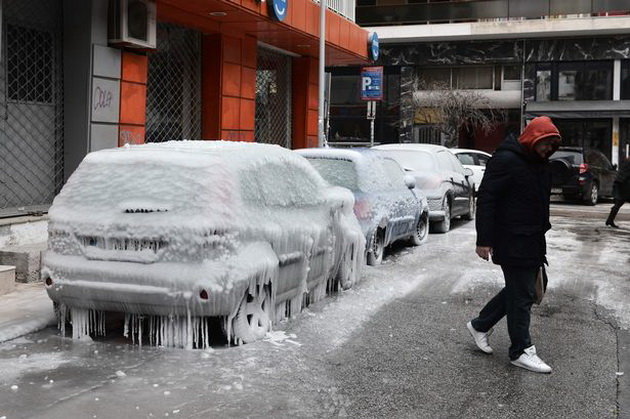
[550,147,617,205]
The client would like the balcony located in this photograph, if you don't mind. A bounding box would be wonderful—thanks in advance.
[314,0,356,22]
[357,0,630,26]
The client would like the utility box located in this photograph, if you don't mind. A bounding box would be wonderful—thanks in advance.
[0,265,16,296]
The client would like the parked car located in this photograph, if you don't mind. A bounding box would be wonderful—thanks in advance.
[372,144,475,233]
[297,148,429,265]
[550,147,617,205]
[451,148,492,192]
[41,141,365,347]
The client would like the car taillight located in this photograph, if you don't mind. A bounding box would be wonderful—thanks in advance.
[579,163,589,174]
[354,199,371,220]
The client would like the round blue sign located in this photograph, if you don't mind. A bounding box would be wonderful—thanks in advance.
[269,0,288,21]
[369,32,380,61]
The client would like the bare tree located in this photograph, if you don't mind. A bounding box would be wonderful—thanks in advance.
[408,78,506,148]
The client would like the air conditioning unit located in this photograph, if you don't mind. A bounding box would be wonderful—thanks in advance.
[108,0,157,50]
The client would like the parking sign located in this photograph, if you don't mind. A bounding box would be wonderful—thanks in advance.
[360,66,384,101]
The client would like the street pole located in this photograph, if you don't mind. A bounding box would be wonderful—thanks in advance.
[318,0,327,147]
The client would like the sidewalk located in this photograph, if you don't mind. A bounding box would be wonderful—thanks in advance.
[0,282,56,343]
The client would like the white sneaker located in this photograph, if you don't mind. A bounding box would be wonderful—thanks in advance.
[511,345,552,374]
[467,321,493,354]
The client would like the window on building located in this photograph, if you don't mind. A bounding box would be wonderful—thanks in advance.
[557,61,612,101]
[453,67,493,89]
[417,68,451,88]
[621,60,630,100]
[7,25,54,104]
[503,65,521,81]
[331,75,362,105]
[535,68,552,102]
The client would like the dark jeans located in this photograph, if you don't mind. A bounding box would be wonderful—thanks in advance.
[471,265,538,360]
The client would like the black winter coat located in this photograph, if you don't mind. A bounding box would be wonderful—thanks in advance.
[476,135,552,267]
[613,159,630,202]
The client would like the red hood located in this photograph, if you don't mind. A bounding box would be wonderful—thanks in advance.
[518,116,561,154]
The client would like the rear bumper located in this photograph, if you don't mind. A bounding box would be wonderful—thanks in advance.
[42,243,278,317]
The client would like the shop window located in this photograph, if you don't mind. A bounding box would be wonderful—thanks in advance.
[331,75,363,105]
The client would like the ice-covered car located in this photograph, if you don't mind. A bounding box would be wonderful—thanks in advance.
[451,148,492,193]
[41,141,365,348]
[372,144,475,233]
[297,148,429,265]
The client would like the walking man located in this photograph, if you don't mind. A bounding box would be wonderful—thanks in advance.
[466,116,561,374]
[605,156,630,228]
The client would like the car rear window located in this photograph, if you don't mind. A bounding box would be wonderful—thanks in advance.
[306,158,359,191]
[377,150,436,172]
[551,150,583,165]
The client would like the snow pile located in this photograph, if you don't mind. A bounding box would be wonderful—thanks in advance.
[43,141,365,348]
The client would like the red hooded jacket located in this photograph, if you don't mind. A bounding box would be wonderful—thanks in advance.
[518,116,561,155]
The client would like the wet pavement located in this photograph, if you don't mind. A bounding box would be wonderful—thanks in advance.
[0,201,629,418]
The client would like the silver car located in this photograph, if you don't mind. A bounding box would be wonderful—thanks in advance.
[42,141,365,348]
[297,148,429,265]
[373,144,475,233]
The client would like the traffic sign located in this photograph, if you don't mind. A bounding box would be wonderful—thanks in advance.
[360,66,384,101]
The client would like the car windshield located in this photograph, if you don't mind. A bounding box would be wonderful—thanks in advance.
[551,150,583,165]
[378,150,435,172]
[306,157,359,191]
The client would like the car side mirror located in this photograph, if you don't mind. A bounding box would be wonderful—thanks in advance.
[464,168,474,177]
[404,174,416,189]
[613,164,618,170]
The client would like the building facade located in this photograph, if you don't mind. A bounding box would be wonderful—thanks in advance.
[0,0,370,218]
[329,1,630,166]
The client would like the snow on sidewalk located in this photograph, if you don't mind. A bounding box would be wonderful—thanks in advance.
[0,283,55,343]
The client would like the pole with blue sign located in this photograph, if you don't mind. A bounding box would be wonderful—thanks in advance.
[361,65,383,146]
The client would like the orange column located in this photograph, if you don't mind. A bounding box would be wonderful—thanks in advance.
[202,34,257,142]
[292,56,319,149]
[118,51,148,145]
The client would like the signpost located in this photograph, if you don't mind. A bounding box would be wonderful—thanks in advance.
[361,66,383,146]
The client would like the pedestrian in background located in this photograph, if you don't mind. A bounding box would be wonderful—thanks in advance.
[605,156,630,228]
[466,116,561,374]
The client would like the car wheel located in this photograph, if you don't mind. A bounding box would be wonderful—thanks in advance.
[232,282,272,344]
[366,229,384,265]
[585,182,598,206]
[336,244,357,290]
[431,197,451,234]
[410,212,429,246]
[462,193,475,221]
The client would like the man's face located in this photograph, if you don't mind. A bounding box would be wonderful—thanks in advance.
[534,136,560,159]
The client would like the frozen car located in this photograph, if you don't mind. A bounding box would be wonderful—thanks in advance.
[451,148,492,193]
[41,141,365,348]
[373,144,475,233]
[297,148,429,265]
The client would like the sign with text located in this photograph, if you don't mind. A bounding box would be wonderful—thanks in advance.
[360,66,383,101]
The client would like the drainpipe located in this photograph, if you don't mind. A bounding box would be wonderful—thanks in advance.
[318,0,327,147]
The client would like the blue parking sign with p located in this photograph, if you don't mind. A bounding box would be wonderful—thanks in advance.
[361,66,384,101]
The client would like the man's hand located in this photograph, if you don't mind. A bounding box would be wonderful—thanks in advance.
[476,246,493,261]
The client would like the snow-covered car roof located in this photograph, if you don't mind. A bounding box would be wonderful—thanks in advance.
[49,140,327,225]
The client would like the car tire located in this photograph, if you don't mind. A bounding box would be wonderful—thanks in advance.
[462,193,475,221]
[336,244,357,290]
[232,282,272,344]
[366,229,384,266]
[410,212,429,246]
[431,197,451,234]
[585,182,598,206]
